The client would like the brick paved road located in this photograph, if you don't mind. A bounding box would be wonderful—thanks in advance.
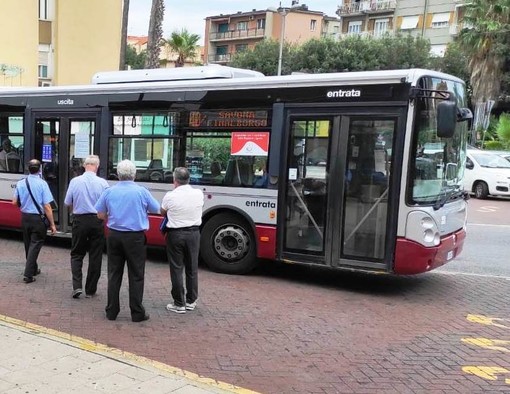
[1,231,509,393]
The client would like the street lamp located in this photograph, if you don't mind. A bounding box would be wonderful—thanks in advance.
[277,7,289,76]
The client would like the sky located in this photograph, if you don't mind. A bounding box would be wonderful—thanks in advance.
[128,1,341,45]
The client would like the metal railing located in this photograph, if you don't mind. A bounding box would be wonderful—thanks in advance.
[339,30,394,39]
[209,28,266,41]
[337,0,396,15]
[208,53,232,63]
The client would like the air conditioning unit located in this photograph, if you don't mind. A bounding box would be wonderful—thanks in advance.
[249,15,255,20]
[41,81,52,87]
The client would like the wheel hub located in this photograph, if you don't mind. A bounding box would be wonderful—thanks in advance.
[213,225,249,262]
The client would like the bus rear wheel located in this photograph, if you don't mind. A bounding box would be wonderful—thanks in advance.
[200,213,257,274]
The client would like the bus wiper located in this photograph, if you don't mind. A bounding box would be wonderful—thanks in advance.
[433,185,459,210]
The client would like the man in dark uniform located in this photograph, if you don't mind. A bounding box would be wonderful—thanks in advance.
[64,155,109,299]
[95,160,160,322]
[12,159,56,283]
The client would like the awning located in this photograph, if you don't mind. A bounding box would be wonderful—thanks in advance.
[400,16,419,30]
[431,13,450,24]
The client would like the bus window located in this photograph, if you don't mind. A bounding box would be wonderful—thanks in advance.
[0,114,24,173]
[186,130,268,187]
[109,113,180,182]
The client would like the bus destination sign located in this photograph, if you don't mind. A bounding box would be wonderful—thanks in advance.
[189,110,268,128]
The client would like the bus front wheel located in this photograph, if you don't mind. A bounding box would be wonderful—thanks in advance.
[200,213,257,274]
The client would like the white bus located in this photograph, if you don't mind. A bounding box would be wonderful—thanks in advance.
[0,66,471,275]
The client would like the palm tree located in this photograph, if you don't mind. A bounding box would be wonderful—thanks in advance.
[119,0,130,70]
[145,0,165,69]
[458,0,510,106]
[163,29,201,67]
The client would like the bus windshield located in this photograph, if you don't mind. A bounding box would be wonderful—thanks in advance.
[410,77,468,204]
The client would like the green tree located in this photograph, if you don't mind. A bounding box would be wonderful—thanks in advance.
[163,29,201,67]
[125,45,147,70]
[431,41,469,82]
[496,113,510,149]
[231,35,432,75]
[458,0,510,106]
[376,34,431,70]
[145,0,165,69]
[231,40,295,75]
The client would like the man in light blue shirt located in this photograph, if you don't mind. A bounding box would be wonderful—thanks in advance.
[64,155,109,299]
[95,159,160,322]
[12,159,56,283]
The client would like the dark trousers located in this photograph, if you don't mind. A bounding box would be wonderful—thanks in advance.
[70,214,105,295]
[165,228,200,307]
[105,230,147,321]
[21,213,47,278]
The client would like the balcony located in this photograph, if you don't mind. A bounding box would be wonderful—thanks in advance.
[209,28,266,41]
[336,2,363,16]
[336,1,396,16]
[450,22,471,36]
[339,30,394,39]
[362,0,396,13]
[208,53,233,64]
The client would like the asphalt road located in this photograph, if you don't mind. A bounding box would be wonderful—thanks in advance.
[437,197,510,277]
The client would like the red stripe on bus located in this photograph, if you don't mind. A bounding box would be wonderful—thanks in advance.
[0,200,22,229]
[255,225,276,260]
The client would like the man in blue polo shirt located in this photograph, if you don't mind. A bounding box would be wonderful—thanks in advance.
[95,159,160,322]
[12,159,56,283]
[64,155,109,299]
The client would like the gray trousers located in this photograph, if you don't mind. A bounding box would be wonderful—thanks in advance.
[165,228,200,307]
[22,213,47,278]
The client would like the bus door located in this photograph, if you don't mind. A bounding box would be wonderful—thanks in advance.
[279,108,403,272]
[32,112,101,234]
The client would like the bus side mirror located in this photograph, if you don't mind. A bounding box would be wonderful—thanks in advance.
[436,100,457,138]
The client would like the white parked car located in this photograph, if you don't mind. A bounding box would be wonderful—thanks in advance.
[464,150,510,199]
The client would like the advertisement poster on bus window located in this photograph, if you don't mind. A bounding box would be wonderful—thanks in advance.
[231,132,269,156]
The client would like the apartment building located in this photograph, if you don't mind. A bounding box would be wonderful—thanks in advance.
[204,5,338,65]
[0,0,122,87]
[336,0,397,38]
[336,0,466,56]
[395,0,466,56]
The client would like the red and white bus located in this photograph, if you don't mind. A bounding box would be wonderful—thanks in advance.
[0,66,471,275]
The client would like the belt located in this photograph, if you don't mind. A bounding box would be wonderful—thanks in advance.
[109,228,145,234]
[167,226,200,231]
[22,213,41,216]
[73,213,97,217]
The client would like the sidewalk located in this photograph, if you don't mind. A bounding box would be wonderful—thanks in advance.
[0,315,256,394]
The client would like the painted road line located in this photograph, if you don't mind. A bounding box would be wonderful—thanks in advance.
[467,223,510,228]
[462,366,510,384]
[0,314,259,394]
[437,271,510,280]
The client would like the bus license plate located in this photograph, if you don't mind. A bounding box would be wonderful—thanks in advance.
[447,250,454,261]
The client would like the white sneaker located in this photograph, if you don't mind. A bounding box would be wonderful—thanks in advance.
[166,303,186,314]
[185,300,198,311]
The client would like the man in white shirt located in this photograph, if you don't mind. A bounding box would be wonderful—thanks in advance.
[161,167,204,314]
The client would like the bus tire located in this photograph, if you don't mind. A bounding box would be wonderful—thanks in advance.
[200,213,257,275]
[474,181,489,199]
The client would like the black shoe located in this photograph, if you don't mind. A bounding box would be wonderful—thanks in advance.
[23,277,36,284]
[85,293,96,298]
[34,269,41,276]
[72,289,82,299]
[132,314,150,322]
[106,314,117,321]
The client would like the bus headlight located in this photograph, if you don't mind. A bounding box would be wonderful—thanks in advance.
[406,211,441,247]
